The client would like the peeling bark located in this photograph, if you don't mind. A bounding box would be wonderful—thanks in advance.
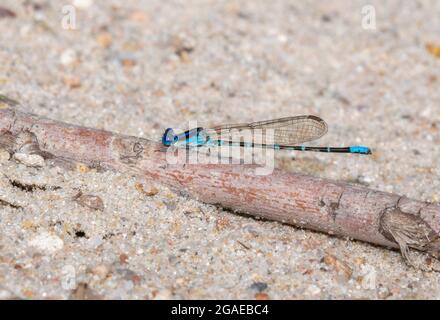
[380,206,439,269]
[0,107,439,269]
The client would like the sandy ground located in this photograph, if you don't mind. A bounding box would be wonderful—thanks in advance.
[0,0,440,299]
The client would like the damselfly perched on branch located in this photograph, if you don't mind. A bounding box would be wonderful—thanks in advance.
[161,115,371,155]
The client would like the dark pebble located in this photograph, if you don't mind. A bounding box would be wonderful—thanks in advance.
[249,282,268,293]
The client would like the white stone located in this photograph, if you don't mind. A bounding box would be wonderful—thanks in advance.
[0,149,10,163]
[13,153,45,167]
[360,265,377,290]
[87,236,103,249]
[305,284,321,296]
[0,289,14,299]
[60,49,77,66]
[61,265,77,290]
[277,34,288,43]
[153,289,173,300]
[73,0,93,9]
[29,232,64,254]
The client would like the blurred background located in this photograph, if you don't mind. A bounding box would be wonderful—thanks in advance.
[0,1,440,299]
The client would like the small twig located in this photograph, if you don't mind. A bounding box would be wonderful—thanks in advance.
[0,107,438,268]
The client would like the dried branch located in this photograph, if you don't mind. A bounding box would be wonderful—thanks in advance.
[0,107,439,269]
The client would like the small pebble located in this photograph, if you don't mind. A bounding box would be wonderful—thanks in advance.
[119,253,129,264]
[74,192,104,211]
[131,274,142,285]
[70,283,101,300]
[22,220,35,230]
[321,14,332,22]
[129,11,148,23]
[0,149,10,163]
[13,153,45,167]
[360,266,377,290]
[60,265,77,290]
[305,284,321,296]
[215,216,231,231]
[0,288,14,299]
[63,76,82,89]
[170,33,196,62]
[135,182,159,196]
[249,282,268,293]
[87,236,103,249]
[255,293,270,300]
[29,232,64,254]
[322,254,353,279]
[354,257,366,266]
[92,264,110,279]
[0,7,16,19]
[378,286,392,299]
[22,289,33,298]
[96,33,113,48]
[76,163,91,173]
[116,268,139,283]
[152,289,173,300]
[426,43,440,58]
[60,49,78,66]
[73,0,92,9]
[121,57,137,68]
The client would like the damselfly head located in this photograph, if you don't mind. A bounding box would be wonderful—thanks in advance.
[162,128,176,146]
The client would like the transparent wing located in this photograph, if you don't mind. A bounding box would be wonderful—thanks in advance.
[206,115,328,146]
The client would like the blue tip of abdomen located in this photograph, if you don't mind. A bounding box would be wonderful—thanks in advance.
[349,146,372,154]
